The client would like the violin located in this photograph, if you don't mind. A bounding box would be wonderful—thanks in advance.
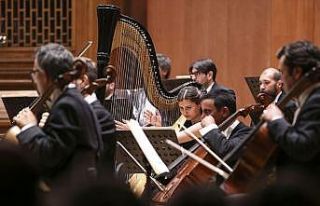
[3,58,88,143]
[152,104,261,205]
[81,64,116,96]
[221,67,320,194]
[256,92,276,107]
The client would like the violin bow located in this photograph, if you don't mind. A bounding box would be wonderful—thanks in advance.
[179,124,233,173]
[166,139,229,179]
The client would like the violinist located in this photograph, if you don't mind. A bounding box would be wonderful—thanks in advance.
[262,40,320,173]
[250,68,296,124]
[75,57,116,176]
[185,93,250,166]
[13,43,103,190]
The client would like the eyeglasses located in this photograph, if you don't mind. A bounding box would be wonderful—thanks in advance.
[190,71,205,77]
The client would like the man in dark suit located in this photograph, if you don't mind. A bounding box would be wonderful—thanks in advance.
[262,40,320,173]
[250,67,296,124]
[189,58,235,97]
[13,43,103,190]
[199,93,251,164]
[76,57,116,176]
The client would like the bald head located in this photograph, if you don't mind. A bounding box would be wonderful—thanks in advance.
[259,67,283,97]
[260,68,282,81]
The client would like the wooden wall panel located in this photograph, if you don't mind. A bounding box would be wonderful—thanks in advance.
[147,0,272,108]
[0,0,318,129]
[226,0,272,106]
[313,0,320,45]
[147,0,318,110]
[0,0,127,134]
[270,0,315,66]
[72,0,146,61]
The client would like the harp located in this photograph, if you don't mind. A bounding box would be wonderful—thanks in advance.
[96,5,186,126]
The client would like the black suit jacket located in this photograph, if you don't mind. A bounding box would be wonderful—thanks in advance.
[91,100,116,174]
[17,87,103,188]
[277,91,297,124]
[208,83,236,98]
[203,122,251,164]
[267,87,320,172]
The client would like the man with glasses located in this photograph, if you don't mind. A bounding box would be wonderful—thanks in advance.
[13,43,103,191]
[189,58,235,98]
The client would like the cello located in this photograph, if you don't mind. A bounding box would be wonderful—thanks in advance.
[220,66,320,194]
[152,104,261,205]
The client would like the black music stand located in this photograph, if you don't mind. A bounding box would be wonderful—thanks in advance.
[161,78,191,92]
[2,96,37,121]
[115,127,181,177]
[245,76,260,103]
[245,76,262,124]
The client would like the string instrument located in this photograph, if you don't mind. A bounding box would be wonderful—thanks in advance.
[221,66,320,194]
[77,41,93,57]
[152,104,261,205]
[256,92,276,107]
[96,5,191,126]
[81,65,117,96]
[3,58,88,143]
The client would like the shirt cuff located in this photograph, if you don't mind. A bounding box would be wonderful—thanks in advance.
[270,115,284,122]
[20,123,37,132]
[199,123,218,136]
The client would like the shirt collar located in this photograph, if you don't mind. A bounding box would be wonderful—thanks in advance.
[84,92,98,104]
[222,119,240,139]
[206,82,215,93]
[274,91,282,103]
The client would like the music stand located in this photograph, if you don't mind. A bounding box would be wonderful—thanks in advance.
[245,76,262,124]
[115,127,181,177]
[161,78,191,92]
[245,76,260,103]
[2,95,37,121]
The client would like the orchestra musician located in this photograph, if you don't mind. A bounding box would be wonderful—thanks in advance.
[157,53,172,80]
[189,58,235,97]
[13,43,103,190]
[178,92,251,166]
[175,86,203,149]
[74,57,116,176]
[250,67,296,125]
[261,40,320,174]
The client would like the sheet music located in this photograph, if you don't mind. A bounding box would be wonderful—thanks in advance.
[126,119,169,176]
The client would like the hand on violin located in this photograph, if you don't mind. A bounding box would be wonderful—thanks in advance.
[13,107,37,128]
[261,103,284,122]
[201,115,216,127]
